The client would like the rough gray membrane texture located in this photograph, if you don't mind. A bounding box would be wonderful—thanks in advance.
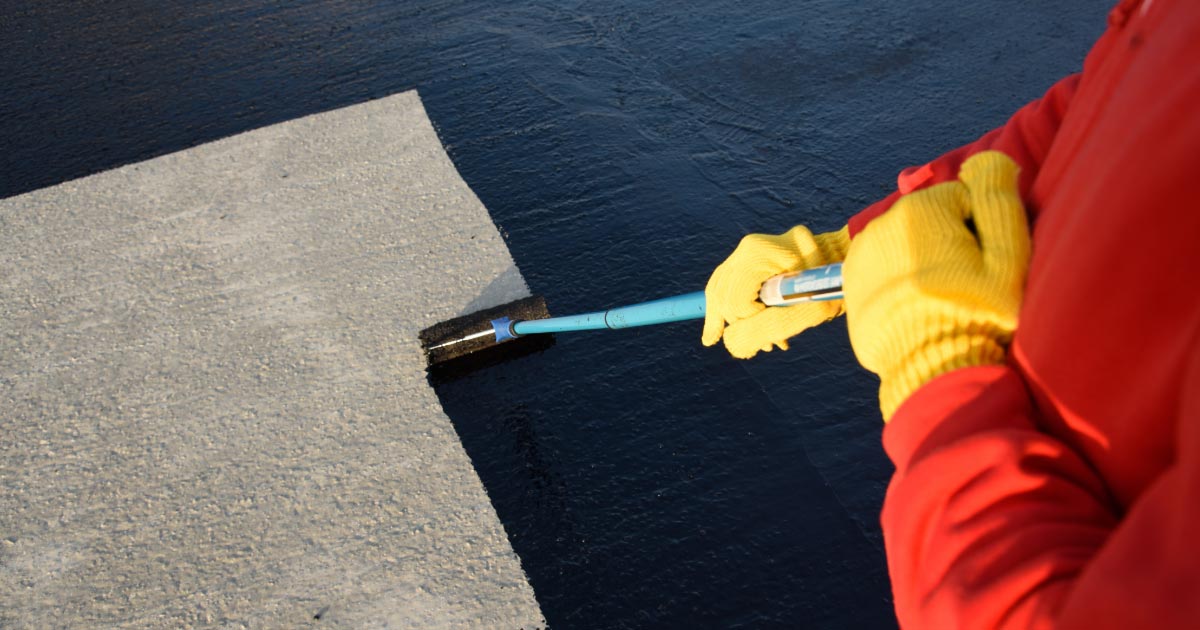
[0,91,543,629]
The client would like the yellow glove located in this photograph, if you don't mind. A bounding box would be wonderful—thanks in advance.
[843,151,1031,420]
[703,225,850,359]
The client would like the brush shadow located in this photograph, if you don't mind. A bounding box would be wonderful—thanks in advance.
[459,266,530,318]
[426,334,556,385]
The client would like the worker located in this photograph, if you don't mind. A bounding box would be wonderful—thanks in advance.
[701,0,1199,627]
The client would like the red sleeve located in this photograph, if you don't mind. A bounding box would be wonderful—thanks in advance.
[848,74,1079,238]
[1051,344,1200,628]
[881,362,1200,629]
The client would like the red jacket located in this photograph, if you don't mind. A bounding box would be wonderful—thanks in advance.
[848,0,1200,627]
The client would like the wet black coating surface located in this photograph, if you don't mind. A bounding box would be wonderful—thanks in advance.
[3,2,1110,627]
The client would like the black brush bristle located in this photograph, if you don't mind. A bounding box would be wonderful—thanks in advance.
[419,295,552,369]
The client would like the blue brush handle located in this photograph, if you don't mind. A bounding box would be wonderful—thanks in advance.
[495,264,843,339]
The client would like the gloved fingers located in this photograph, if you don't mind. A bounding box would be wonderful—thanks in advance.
[701,307,725,347]
[702,225,848,355]
[870,182,965,255]
[908,181,972,234]
[702,232,800,346]
[702,290,765,346]
[709,270,770,322]
[701,266,742,347]
[813,225,852,263]
[702,262,768,347]
[958,151,1031,285]
[722,301,838,359]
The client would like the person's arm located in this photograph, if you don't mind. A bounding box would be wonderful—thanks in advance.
[880,367,1112,628]
[849,72,1079,238]
[882,351,1200,629]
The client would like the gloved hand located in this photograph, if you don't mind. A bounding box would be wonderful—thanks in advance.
[703,224,850,359]
[843,151,1031,420]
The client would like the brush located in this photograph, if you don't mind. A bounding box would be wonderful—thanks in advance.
[419,263,843,369]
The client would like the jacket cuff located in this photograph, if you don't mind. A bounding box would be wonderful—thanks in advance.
[882,365,1028,472]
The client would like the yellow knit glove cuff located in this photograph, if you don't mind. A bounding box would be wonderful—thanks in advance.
[703,225,850,359]
[843,151,1030,420]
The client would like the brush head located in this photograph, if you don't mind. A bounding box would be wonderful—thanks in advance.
[419,295,553,374]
